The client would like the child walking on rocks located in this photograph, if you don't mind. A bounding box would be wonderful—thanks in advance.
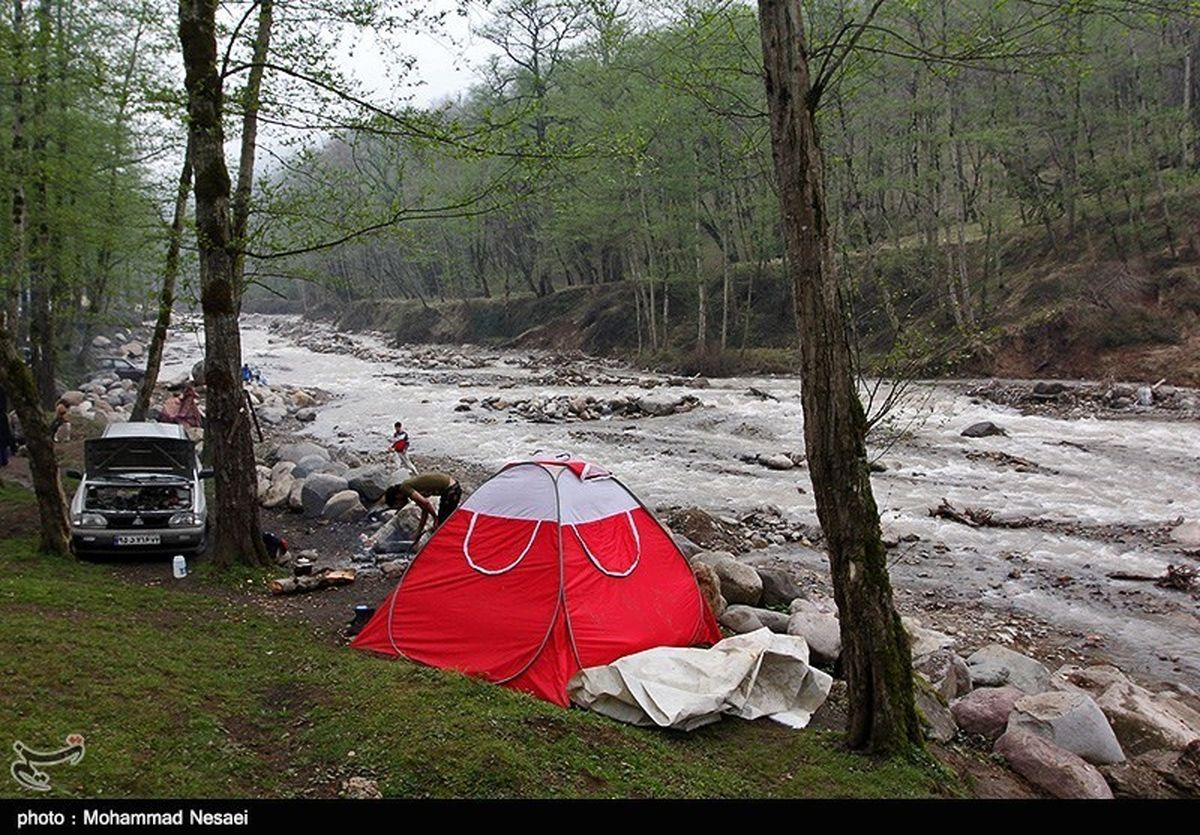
[389,420,418,476]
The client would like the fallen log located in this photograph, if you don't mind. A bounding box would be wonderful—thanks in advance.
[1107,564,1196,592]
[269,568,356,595]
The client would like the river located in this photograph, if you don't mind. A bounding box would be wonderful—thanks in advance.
[161,314,1200,689]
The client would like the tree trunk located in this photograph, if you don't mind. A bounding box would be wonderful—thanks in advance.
[179,0,267,568]
[0,315,71,556]
[757,0,921,755]
[132,141,193,422]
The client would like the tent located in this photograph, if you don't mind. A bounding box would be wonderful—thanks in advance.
[350,454,723,706]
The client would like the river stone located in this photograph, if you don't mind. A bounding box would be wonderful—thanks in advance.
[277,442,330,464]
[295,407,318,423]
[256,465,272,503]
[967,644,1051,693]
[691,560,726,619]
[756,567,804,608]
[1009,690,1125,765]
[292,454,331,479]
[262,473,295,509]
[636,395,678,417]
[290,389,318,408]
[269,460,297,482]
[301,473,349,517]
[191,360,206,386]
[712,557,763,606]
[786,611,841,665]
[91,335,111,348]
[951,685,1025,740]
[961,421,1007,438]
[123,341,144,358]
[722,605,789,635]
[720,605,764,634]
[287,478,306,512]
[257,406,286,425]
[61,390,86,407]
[345,466,390,503]
[323,490,366,521]
[1052,665,1200,756]
[916,649,972,701]
[1033,381,1067,396]
[671,531,703,558]
[789,596,838,617]
[915,676,958,743]
[1169,520,1200,548]
[994,728,1113,799]
[690,550,734,569]
[758,453,795,471]
[903,616,957,658]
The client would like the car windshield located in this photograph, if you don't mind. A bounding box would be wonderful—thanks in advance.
[85,484,191,512]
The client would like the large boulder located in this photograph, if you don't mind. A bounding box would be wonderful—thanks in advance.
[301,473,349,517]
[994,728,1113,799]
[345,466,390,503]
[786,611,841,665]
[123,341,144,358]
[915,676,958,743]
[757,567,804,608]
[270,460,297,482]
[276,442,330,464]
[257,406,287,426]
[91,335,111,349]
[290,389,318,408]
[256,465,272,504]
[916,649,972,701]
[690,560,726,619]
[1008,690,1124,765]
[719,606,764,634]
[191,360,206,386]
[1052,665,1200,756]
[789,596,838,617]
[322,490,366,522]
[967,644,1051,694]
[961,421,1007,438]
[293,454,334,479]
[671,532,703,559]
[952,685,1024,741]
[1169,520,1200,548]
[690,549,734,569]
[721,605,789,635]
[711,557,763,606]
[262,473,295,509]
[903,616,956,659]
[757,453,795,471]
[61,390,86,407]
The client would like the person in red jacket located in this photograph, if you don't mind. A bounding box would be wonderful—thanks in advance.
[389,420,417,476]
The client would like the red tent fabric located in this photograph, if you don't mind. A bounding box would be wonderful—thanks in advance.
[350,454,722,706]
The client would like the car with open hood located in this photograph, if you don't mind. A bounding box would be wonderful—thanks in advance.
[69,422,210,557]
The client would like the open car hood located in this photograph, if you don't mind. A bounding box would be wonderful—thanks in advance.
[84,436,195,479]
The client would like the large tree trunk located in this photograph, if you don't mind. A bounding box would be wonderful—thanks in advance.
[757,0,921,755]
[179,0,267,568]
[132,141,193,422]
[0,318,71,556]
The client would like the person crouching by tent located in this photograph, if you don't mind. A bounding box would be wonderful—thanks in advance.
[384,472,462,543]
[389,420,417,476]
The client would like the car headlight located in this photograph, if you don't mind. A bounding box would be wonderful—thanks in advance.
[75,513,108,528]
[169,512,200,527]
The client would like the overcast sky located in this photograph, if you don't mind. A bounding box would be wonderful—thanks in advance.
[333,0,496,109]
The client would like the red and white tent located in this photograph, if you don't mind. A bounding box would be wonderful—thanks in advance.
[350,454,722,706]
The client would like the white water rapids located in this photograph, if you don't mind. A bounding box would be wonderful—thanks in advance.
[162,315,1200,688]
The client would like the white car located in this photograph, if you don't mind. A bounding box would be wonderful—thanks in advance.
[69,422,210,557]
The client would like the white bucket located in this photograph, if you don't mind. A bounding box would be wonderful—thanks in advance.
[172,555,187,579]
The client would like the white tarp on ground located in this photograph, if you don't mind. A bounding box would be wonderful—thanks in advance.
[567,628,833,731]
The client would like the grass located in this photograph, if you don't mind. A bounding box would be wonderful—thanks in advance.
[0,492,959,798]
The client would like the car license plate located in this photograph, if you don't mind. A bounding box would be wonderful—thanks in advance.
[116,534,161,546]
